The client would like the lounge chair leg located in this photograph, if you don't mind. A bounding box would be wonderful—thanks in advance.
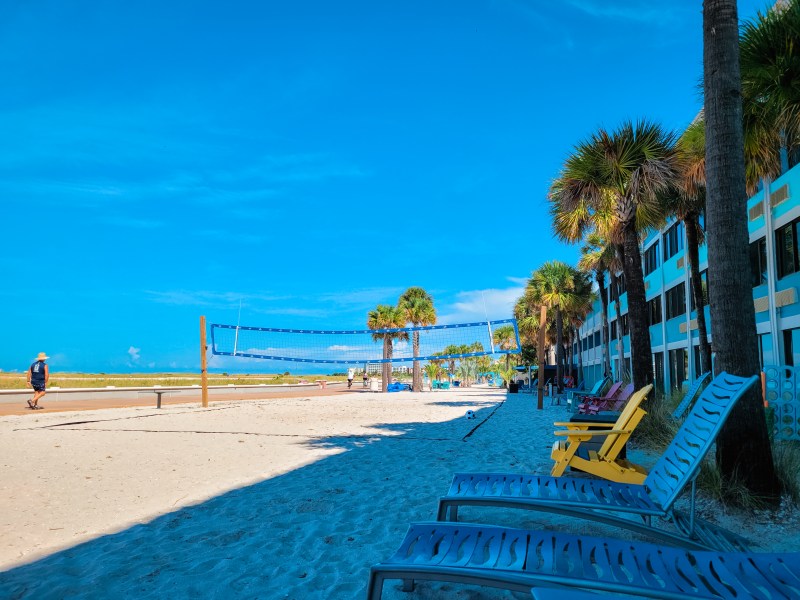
[401,579,415,592]
[367,571,384,600]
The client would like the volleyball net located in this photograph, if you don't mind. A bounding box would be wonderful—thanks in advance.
[209,319,520,365]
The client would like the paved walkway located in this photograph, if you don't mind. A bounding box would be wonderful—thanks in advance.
[0,386,365,417]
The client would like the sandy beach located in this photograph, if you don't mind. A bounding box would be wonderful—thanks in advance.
[0,387,796,599]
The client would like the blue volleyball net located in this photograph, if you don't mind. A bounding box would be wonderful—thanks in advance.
[209,319,520,365]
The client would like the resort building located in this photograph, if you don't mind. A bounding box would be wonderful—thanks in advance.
[577,156,800,394]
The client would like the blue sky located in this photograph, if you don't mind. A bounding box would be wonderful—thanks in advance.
[1,0,768,373]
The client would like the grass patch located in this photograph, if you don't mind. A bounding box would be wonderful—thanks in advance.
[633,390,678,451]
[773,440,800,503]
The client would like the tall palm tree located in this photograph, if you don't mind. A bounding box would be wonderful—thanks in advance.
[740,0,800,193]
[397,287,437,392]
[577,231,616,377]
[525,261,576,407]
[493,324,517,370]
[674,119,712,374]
[703,0,780,500]
[563,270,595,387]
[550,120,680,393]
[367,304,408,393]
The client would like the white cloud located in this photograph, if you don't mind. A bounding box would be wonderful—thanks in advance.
[127,346,141,362]
[438,285,525,325]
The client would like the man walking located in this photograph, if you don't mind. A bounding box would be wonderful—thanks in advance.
[27,352,49,409]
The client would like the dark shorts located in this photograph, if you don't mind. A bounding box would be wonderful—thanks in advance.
[31,383,46,392]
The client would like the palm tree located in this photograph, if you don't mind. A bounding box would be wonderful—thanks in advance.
[563,270,595,387]
[674,119,712,374]
[367,304,408,393]
[397,287,437,392]
[740,0,800,193]
[703,0,780,500]
[524,261,576,407]
[550,120,680,393]
[423,362,440,390]
[577,231,616,377]
[493,324,517,370]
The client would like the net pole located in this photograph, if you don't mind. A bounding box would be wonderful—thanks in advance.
[200,315,209,408]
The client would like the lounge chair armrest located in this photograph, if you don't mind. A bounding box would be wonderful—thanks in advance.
[554,428,630,437]
[554,421,616,428]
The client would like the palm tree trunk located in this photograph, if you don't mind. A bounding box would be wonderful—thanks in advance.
[610,269,625,381]
[412,331,421,392]
[555,309,564,393]
[621,220,654,392]
[597,270,611,376]
[537,305,547,410]
[703,0,780,499]
[382,337,391,393]
[684,213,712,374]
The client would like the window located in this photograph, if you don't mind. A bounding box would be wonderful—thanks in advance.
[776,221,798,278]
[594,331,601,348]
[610,320,617,340]
[689,269,709,311]
[588,333,594,349]
[621,313,629,336]
[783,328,800,367]
[643,242,660,276]
[665,282,686,320]
[653,352,665,392]
[748,237,767,287]
[663,221,684,261]
[609,274,627,301]
[648,296,662,326]
[669,348,688,391]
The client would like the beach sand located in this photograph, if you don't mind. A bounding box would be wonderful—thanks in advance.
[0,387,796,599]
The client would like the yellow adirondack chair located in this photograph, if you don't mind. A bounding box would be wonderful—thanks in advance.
[550,384,653,483]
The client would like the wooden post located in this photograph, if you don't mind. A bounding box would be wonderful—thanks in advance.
[200,315,209,408]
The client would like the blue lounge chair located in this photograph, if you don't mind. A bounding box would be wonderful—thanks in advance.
[367,522,800,600]
[671,371,711,420]
[437,372,758,551]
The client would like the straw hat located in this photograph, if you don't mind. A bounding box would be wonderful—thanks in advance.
[36,352,49,361]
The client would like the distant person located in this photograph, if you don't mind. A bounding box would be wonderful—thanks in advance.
[347,368,355,389]
[363,371,369,388]
[27,352,49,409]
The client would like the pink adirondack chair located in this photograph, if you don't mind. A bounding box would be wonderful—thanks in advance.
[586,382,635,415]
[577,381,623,414]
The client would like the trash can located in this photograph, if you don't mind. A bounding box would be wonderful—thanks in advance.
[508,382,519,393]
[568,412,626,460]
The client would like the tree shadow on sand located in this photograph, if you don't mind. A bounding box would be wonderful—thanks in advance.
[0,395,557,599]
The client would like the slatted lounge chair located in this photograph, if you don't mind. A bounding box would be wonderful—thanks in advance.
[551,385,652,483]
[585,382,635,414]
[671,372,711,420]
[367,522,800,600]
[577,381,623,413]
[436,372,758,551]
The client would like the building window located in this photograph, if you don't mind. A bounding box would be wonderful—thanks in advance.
[776,221,798,278]
[621,313,629,336]
[669,348,688,392]
[750,237,768,287]
[648,296,662,326]
[783,328,800,367]
[610,274,627,301]
[663,221,684,261]
[610,320,617,340]
[653,352,665,392]
[643,242,660,276]
[665,282,686,320]
[689,269,709,311]
[593,331,601,348]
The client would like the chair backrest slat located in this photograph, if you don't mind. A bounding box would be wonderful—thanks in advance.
[644,372,758,510]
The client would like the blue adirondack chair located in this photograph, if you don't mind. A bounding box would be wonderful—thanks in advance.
[367,523,800,600]
[671,371,711,420]
[436,372,758,552]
